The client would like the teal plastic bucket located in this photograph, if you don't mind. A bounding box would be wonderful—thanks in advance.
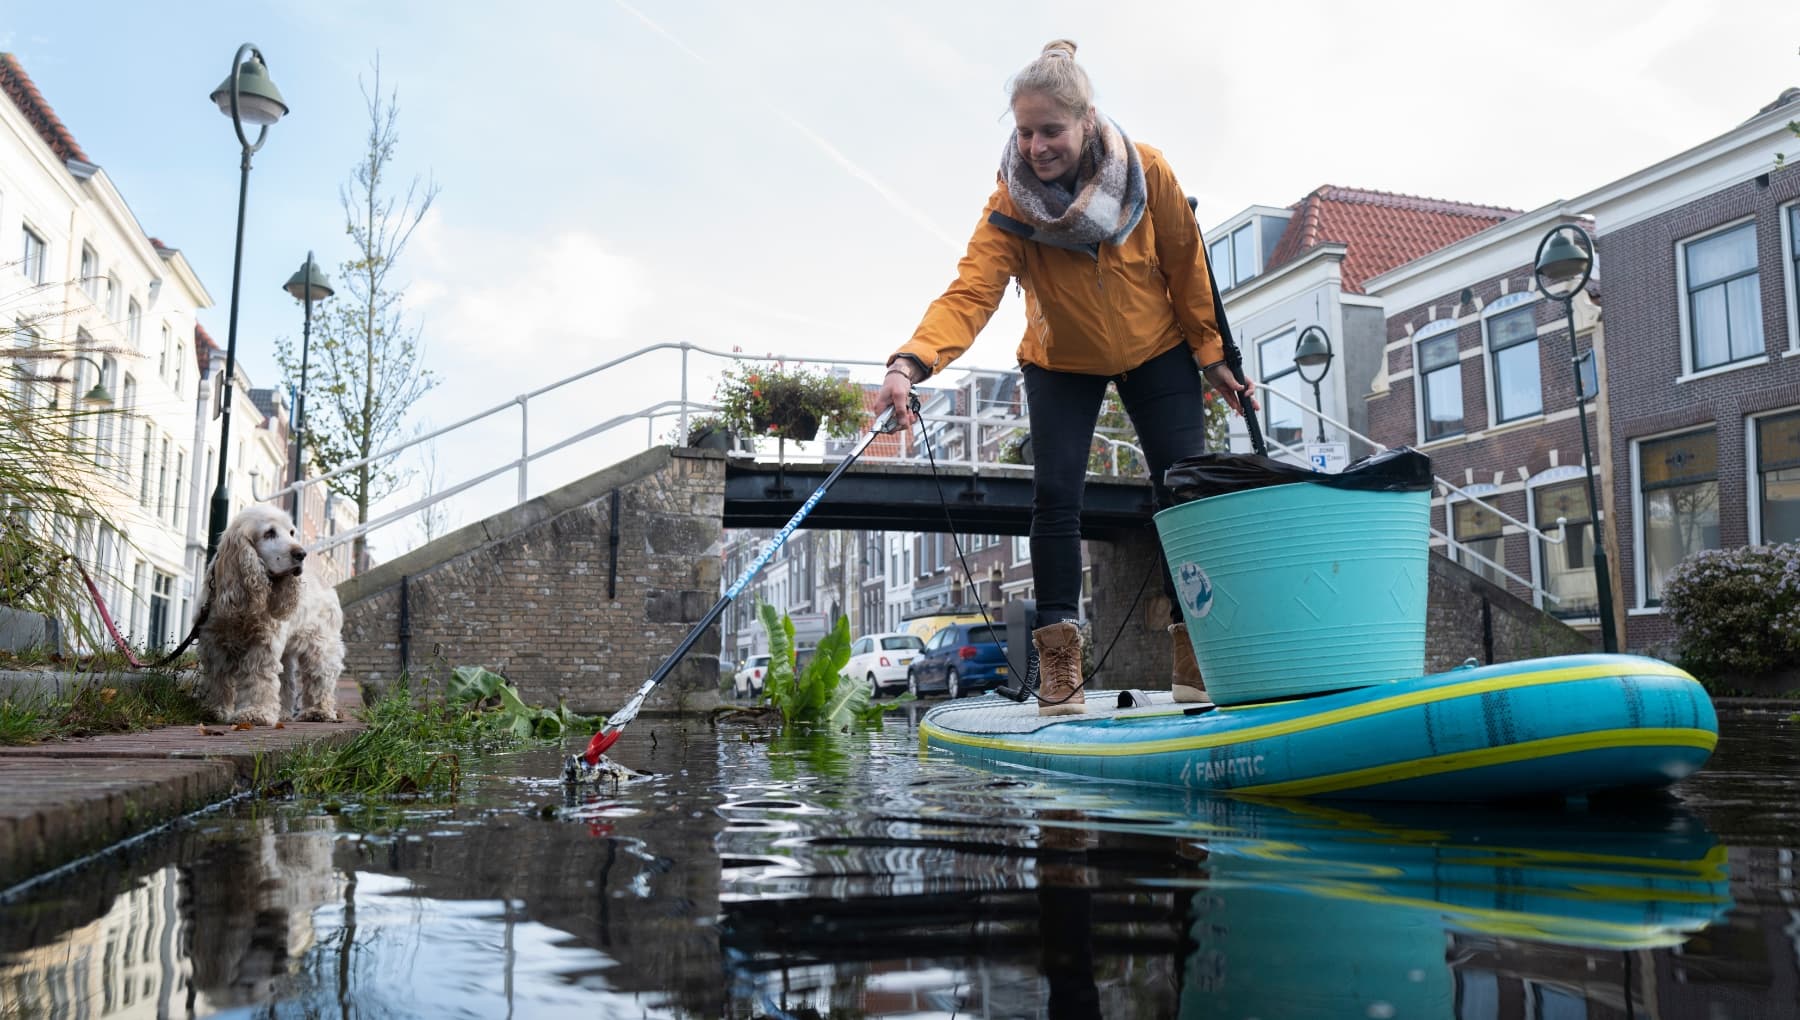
[1154,484,1429,705]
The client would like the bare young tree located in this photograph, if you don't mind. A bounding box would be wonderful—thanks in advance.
[416,437,456,544]
[277,57,440,571]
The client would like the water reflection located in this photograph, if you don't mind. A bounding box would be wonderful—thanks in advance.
[0,711,1794,1018]
[719,776,1733,1018]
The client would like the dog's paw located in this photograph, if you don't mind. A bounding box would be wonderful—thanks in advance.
[226,709,278,728]
[294,708,339,723]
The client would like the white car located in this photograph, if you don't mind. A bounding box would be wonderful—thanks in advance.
[842,632,926,698]
[733,654,771,699]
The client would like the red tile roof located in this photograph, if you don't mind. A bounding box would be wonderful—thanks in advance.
[0,52,88,164]
[195,322,219,374]
[1263,186,1520,294]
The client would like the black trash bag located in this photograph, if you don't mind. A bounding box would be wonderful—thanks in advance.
[1165,447,1433,504]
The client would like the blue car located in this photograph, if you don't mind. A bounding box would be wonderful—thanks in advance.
[906,622,1010,699]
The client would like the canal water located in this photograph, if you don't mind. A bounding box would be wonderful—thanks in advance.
[2,703,1796,1018]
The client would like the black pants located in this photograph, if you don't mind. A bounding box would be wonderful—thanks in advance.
[1022,343,1210,629]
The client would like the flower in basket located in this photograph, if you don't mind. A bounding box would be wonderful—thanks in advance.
[713,360,867,442]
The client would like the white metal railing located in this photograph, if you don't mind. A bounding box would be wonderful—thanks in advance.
[266,344,1096,559]
[266,340,1575,606]
[1248,386,1566,605]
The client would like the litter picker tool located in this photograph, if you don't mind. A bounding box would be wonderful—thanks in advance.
[565,401,908,783]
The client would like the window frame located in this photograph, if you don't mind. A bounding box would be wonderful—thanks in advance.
[1483,301,1544,426]
[1414,324,1465,444]
[1447,486,1507,587]
[1782,199,1799,358]
[1631,425,1721,610]
[1525,467,1600,623]
[1256,326,1303,448]
[1747,405,1800,546]
[79,244,99,300]
[1675,217,1765,378]
[19,224,46,284]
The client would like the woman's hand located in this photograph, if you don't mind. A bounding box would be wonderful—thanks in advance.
[875,364,919,427]
[1203,361,1259,417]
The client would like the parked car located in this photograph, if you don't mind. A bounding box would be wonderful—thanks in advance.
[907,622,1009,699]
[842,632,926,698]
[733,654,771,699]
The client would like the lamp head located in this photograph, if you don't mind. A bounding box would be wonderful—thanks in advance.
[283,258,334,302]
[1535,227,1593,298]
[210,54,288,127]
[81,381,114,407]
[1294,327,1333,370]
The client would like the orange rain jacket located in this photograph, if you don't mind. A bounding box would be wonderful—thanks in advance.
[892,142,1224,380]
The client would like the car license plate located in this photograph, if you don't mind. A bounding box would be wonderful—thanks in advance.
[996,666,1007,675]
[900,656,914,665]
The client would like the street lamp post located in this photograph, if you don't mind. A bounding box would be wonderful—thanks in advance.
[1293,325,1333,445]
[204,44,288,564]
[1533,222,1618,654]
[282,253,333,520]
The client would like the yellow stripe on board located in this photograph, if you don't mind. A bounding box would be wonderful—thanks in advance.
[920,660,1694,758]
[1240,727,1717,797]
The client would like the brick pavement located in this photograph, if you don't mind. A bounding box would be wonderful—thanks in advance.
[0,677,364,891]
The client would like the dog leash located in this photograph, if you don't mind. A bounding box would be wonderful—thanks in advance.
[73,558,211,671]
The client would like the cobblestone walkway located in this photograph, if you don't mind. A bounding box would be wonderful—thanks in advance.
[0,679,364,891]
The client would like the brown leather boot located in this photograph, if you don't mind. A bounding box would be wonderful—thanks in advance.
[1168,624,1210,704]
[1033,621,1086,717]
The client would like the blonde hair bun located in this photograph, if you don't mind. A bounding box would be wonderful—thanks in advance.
[1042,39,1078,59]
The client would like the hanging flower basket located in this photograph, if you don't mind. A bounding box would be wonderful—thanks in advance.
[715,360,865,442]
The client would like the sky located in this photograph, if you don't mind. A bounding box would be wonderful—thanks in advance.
[4,0,1798,555]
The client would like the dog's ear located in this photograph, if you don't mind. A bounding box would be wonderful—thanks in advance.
[212,520,270,615]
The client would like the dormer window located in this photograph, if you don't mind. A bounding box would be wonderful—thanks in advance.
[1209,212,1290,291]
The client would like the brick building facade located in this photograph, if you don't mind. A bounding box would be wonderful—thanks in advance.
[1364,206,1612,645]
[1578,90,1800,650]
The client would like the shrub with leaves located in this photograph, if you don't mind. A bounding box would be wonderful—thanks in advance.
[446,665,600,739]
[1663,542,1800,676]
[756,604,886,730]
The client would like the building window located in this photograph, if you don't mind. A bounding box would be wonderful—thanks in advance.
[1452,497,1505,586]
[1418,333,1464,441]
[80,245,98,299]
[105,274,121,322]
[127,299,141,350]
[159,323,171,375]
[117,374,137,482]
[1755,409,1800,545]
[1258,328,1303,447]
[1533,479,1597,619]
[173,343,185,396]
[20,226,46,283]
[1486,305,1541,423]
[140,424,154,505]
[156,436,170,517]
[172,451,186,529]
[96,356,119,471]
[1639,429,1719,605]
[1789,205,1800,347]
[130,561,148,640]
[1683,222,1763,372]
[149,571,174,650]
[1013,535,1031,564]
[1209,222,1260,291]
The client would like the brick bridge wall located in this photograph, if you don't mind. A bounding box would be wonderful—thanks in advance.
[336,447,726,715]
[1091,530,1593,688]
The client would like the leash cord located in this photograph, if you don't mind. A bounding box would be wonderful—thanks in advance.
[913,407,1159,705]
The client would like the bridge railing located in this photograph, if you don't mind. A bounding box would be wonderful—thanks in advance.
[270,340,1582,616]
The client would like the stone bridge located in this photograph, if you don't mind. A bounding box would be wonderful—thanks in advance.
[334,447,1591,714]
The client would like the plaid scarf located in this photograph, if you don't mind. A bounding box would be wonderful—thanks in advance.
[1000,113,1146,253]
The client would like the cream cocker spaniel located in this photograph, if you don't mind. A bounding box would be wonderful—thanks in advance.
[197,504,345,725]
